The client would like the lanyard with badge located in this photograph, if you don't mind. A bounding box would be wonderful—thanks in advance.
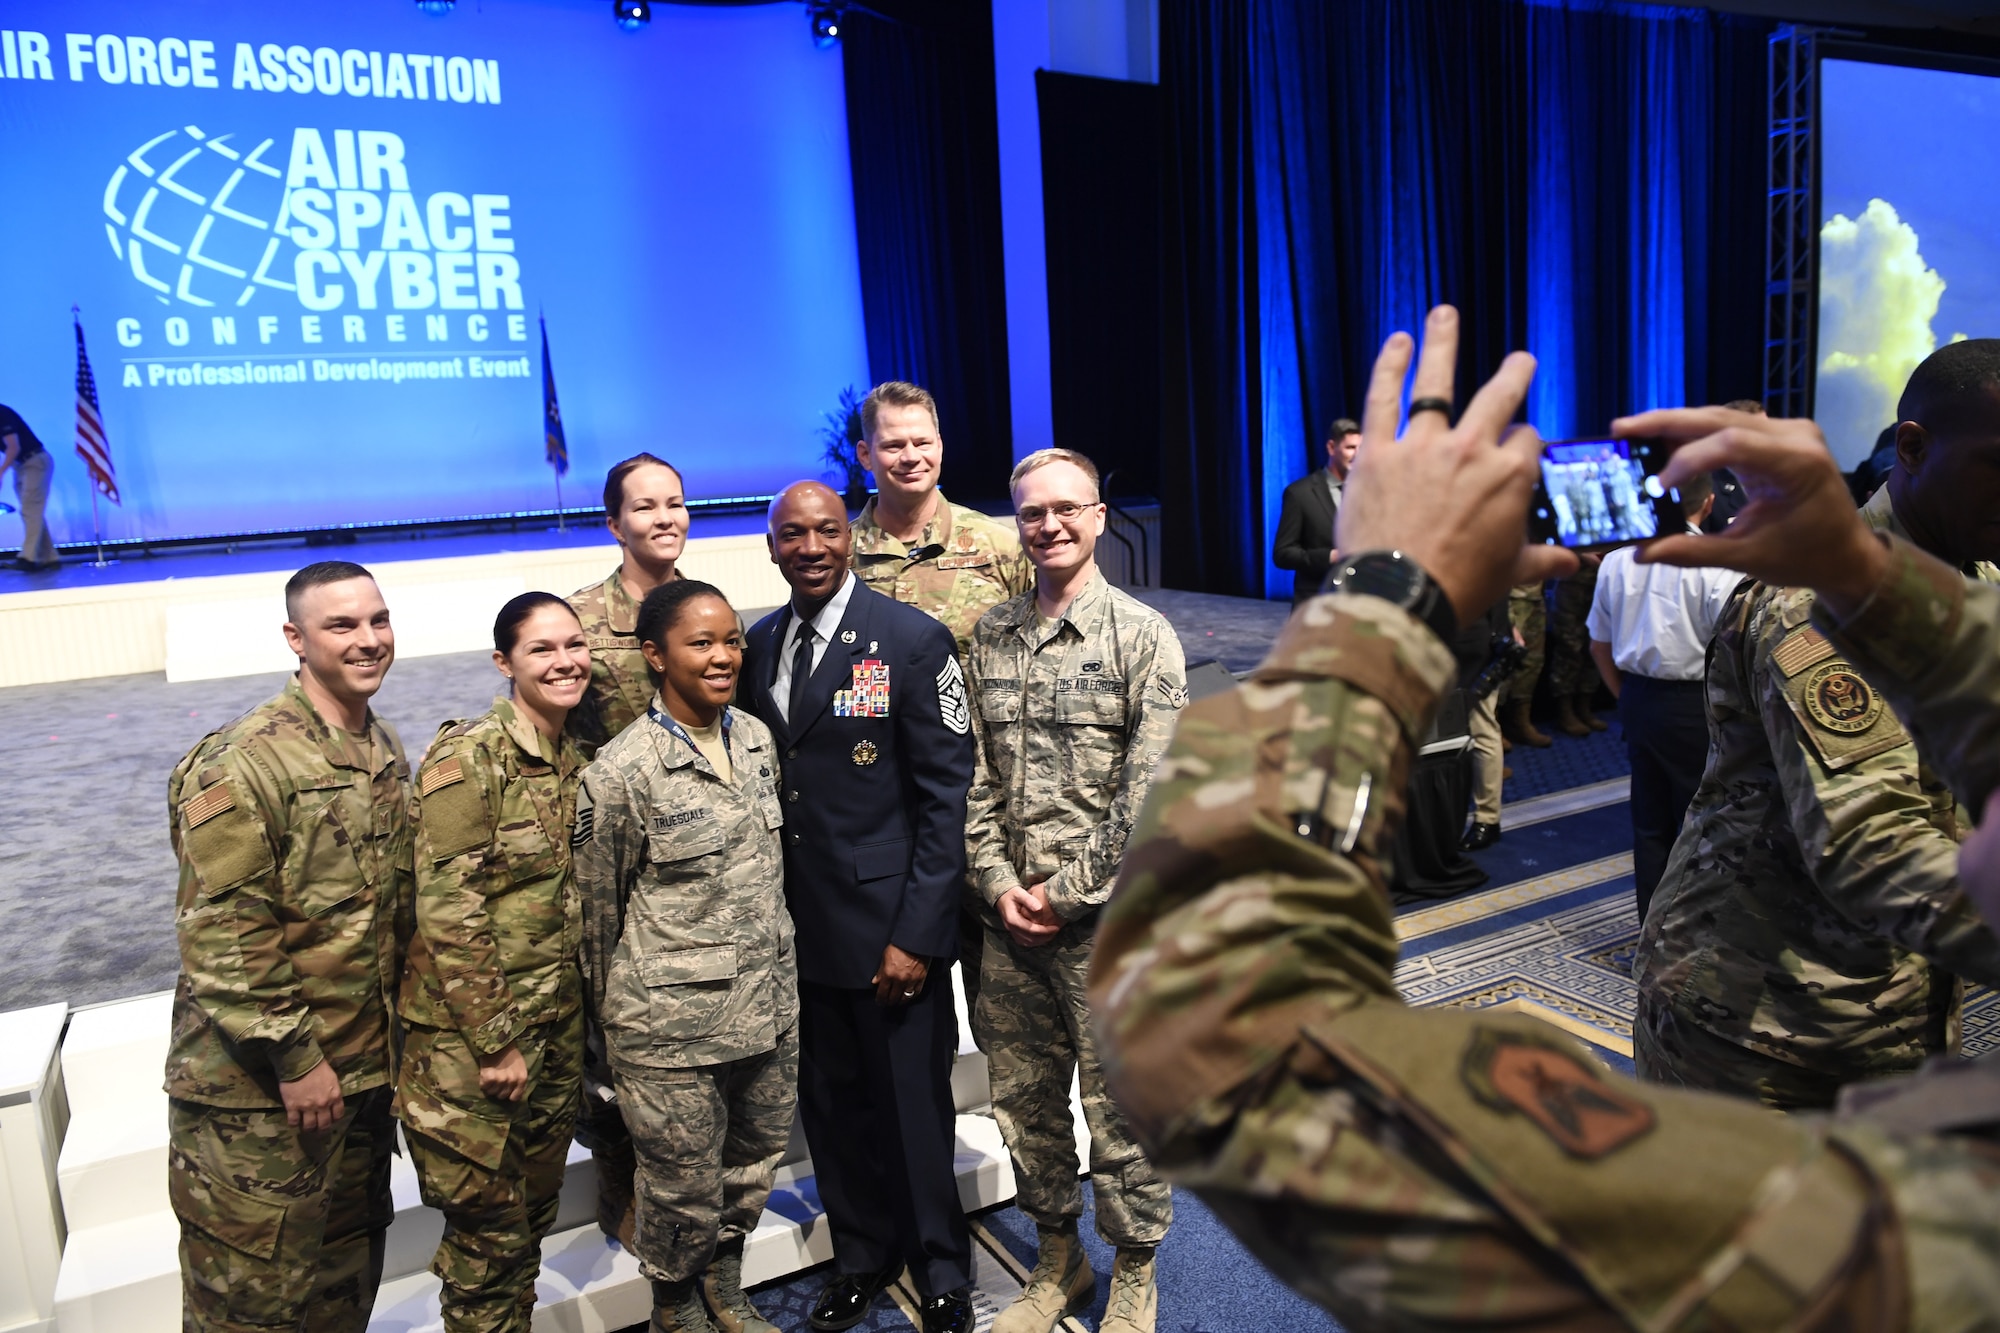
[649,704,733,766]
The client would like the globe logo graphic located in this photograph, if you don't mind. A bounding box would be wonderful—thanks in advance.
[103,125,300,308]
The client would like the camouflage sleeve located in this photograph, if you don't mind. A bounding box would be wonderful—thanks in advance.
[1816,534,2000,814]
[574,761,640,1024]
[962,637,1023,907]
[171,743,326,1083]
[1090,600,1913,1328]
[1044,617,1189,919]
[1753,603,2000,987]
[412,737,519,1056]
[1092,594,1454,1135]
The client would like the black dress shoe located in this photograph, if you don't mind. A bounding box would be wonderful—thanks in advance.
[809,1266,900,1331]
[1461,821,1502,851]
[919,1288,974,1333]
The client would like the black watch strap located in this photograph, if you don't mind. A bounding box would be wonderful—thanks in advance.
[1323,550,1459,643]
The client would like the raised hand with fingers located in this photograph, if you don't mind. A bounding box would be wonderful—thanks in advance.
[1616,406,1888,612]
[1336,306,1578,624]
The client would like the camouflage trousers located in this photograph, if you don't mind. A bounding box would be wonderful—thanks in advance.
[169,1086,393,1333]
[399,1011,584,1333]
[1632,1000,1847,1112]
[1545,563,1599,697]
[973,919,1171,1247]
[612,1024,800,1283]
[575,1029,639,1241]
[1501,581,1546,705]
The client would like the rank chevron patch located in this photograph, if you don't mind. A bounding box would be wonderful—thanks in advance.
[937,656,970,734]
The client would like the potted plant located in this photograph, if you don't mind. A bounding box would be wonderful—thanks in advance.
[819,386,868,511]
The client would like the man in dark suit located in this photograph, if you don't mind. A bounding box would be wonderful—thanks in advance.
[743,481,976,1333]
[1272,417,1361,603]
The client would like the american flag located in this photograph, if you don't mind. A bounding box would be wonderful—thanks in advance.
[73,312,118,504]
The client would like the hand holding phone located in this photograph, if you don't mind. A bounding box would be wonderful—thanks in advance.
[1528,438,1681,548]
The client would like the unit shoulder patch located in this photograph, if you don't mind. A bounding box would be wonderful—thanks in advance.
[1801,660,1880,735]
[1778,652,1908,772]
[1461,1029,1655,1160]
[419,756,488,860]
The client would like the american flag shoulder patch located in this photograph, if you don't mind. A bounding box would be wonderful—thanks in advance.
[422,757,466,795]
[183,784,236,829]
[1772,627,1836,679]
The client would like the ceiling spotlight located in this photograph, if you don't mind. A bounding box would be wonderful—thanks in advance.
[414,0,454,13]
[809,4,842,49]
[613,0,651,30]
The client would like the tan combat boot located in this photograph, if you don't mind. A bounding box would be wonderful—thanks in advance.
[1553,696,1590,738]
[650,1278,721,1333]
[701,1245,778,1333]
[1098,1249,1158,1333]
[994,1224,1093,1333]
[1577,691,1609,731]
[1504,699,1552,748]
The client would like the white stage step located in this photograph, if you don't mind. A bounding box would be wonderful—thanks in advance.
[46,965,1054,1332]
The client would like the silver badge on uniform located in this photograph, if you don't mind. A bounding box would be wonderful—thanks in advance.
[851,740,879,766]
[841,629,857,644]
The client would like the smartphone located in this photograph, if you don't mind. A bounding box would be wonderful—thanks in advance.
[1527,437,1681,548]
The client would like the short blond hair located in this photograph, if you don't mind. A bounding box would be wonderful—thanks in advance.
[1008,448,1100,499]
[860,381,940,441]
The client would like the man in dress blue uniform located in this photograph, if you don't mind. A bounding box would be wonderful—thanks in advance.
[743,481,976,1333]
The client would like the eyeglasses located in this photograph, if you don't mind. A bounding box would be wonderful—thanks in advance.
[1015,501,1096,525]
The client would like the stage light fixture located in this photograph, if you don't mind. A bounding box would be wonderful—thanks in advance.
[809,4,842,49]
[613,0,651,30]
[414,0,455,12]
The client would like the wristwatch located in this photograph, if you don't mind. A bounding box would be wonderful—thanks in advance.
[1322,550,1459,642]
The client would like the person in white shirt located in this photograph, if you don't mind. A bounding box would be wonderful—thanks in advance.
[1586,471,1743,921]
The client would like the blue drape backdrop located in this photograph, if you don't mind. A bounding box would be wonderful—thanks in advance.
[1160,0,1770,599]
[841,2,1016,497]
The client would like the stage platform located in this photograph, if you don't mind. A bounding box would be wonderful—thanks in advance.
[0,516,782,690]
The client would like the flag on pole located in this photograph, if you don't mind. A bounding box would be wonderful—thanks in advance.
[73,311,119,504]
[540,314,568,477]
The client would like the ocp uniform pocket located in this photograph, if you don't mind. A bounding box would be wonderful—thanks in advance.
[288,788,370,917]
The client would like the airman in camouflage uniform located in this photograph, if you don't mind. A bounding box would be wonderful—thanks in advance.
[1546,555,1606,735]
[566,561,684,1245]
[1499,579,1549,745]
[965,453,1184,1333]
[396,696,584,1331]
[165,672,413,1332]
[568,566,681,760]
[851,492,1032,659]
[575,699,796,1333]
[1633,486,2000,1110]
[1090,586,2000,1331]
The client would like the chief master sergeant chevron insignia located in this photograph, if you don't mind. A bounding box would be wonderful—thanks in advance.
[936,656,969,734]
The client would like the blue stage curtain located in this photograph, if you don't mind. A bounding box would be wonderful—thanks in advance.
[1160,0,1769,598]
[840,4,1015,496]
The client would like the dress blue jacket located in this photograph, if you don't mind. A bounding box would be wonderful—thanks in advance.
[744,578,974,989]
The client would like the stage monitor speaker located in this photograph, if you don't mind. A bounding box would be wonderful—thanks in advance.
[1186,658,1238,702]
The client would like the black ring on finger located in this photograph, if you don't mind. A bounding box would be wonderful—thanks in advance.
[1408,397,1453,421]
